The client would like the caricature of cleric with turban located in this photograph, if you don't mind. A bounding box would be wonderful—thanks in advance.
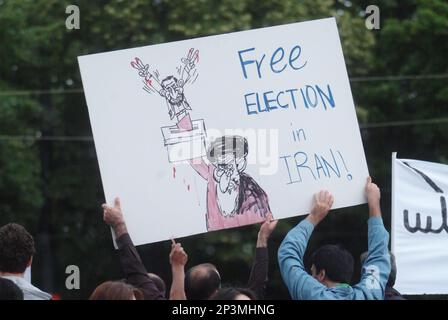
[131,48,271,231]
[189,135,270,231]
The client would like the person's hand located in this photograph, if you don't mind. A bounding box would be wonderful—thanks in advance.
[365,177,381,217]
[257,212,278,247]
[130,57,150,78]
[306,190,334,226]
[102,197,127,237]
[170,239,188,269]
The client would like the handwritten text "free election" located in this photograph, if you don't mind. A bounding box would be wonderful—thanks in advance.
[237,44,335,115]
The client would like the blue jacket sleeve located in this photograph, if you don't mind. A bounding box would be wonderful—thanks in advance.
[278,219,330,300]
[353,217,391,299]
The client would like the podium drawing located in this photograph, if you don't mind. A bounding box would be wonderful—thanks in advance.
[131,48,270,231]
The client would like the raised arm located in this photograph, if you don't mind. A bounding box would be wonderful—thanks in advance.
[169,239,188,300]
[247,213,277,299]
[102,197,165,300]
[278,191,334,300]
[130,57,164,95]
[354,177,391,299]
[174,112,210,180]
[180,48,199,85]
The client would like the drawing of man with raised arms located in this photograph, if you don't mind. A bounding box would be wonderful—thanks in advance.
[131,48,270,231]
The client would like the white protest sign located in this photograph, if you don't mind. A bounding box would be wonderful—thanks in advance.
[78,17,368,245]
[392,153,448,294]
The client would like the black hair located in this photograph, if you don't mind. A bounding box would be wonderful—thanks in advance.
[161,76,178,87]
[147,273,167,297]
[206,136,248,164]
[310,244,354,284]
[185,263,221,300]
[0,223,35,273]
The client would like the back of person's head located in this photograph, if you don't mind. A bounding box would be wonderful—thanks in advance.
[185,263,221,300]
[360,250,396,287]
[0,277,24,300]
[310,244,354,284]
[147,273,166,297]
[209,287,257,300]
[89,281,143,300]
[0,223,35,273]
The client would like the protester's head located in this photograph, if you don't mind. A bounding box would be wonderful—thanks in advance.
[0,223,35,274]
[0,277,24,300]
[89,281,144,300]
[309,244,354,286]
[360,250,396,287]
[209,287,257,300]
[185,263,221,300]
[147,273,167,297]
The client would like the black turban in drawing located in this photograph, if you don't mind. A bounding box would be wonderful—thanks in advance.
[206,136,248,165]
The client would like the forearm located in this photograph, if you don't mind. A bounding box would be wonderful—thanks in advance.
[278,220,316,300]
[306,214,321,227]
[367,217,389,256]
[247,248,268,299]
[358,217,390,299]
[117,234,148,280]
[181,69,190,83]
[368,201,382,218]
[256,233,268,248]
[188,158,209,180]
[150,77,163,92]
[278,220,313,277]
[117,234,165,300]
[113,222,128,238]
[170,266,186,300]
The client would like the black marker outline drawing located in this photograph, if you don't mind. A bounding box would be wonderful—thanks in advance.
[131,48,270,231]
[402,161,447,234]
[131,49,203,163]
[204,135,270,221]
[131,48,199,121]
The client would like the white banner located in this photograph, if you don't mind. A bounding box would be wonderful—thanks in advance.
[392,153,448,294]
[78,17,368,245]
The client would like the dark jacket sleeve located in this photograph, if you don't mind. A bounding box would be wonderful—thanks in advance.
[116,233,166,300]
[247,247,269,299]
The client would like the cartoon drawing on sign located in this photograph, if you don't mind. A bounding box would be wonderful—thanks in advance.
[131,48,198,122]
[131,48,270,231]
[402,162,447,233]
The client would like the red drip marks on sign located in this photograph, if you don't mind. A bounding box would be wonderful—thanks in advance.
[173,166,176,179]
